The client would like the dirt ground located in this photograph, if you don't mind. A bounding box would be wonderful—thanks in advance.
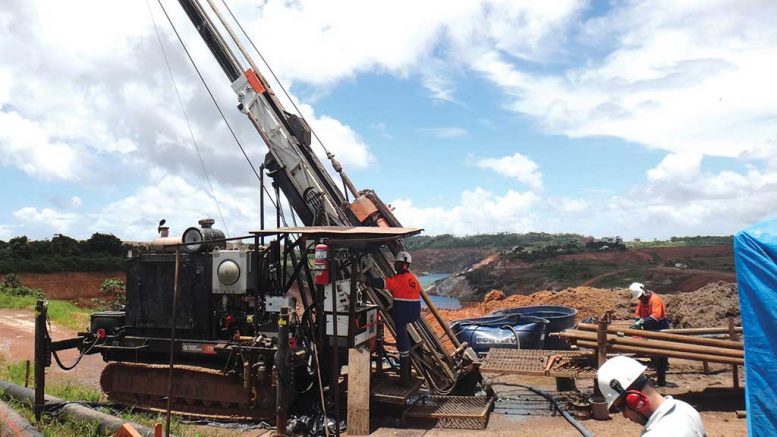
[366,361,746,437]
[0,308,106,388]
[429,281,741,329]
[0,308,748,436]
[665,281,740,328]
[411,282,747,435]
[1,273,746,436]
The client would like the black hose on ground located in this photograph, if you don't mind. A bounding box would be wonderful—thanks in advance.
[513,384,593,437]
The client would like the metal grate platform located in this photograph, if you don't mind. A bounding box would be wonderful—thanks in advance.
[480,348,596,378]
[492,386,568,417]
[371,373,423,405]
[403,396,494,430]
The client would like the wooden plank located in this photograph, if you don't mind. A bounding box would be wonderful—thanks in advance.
[347,347,371,436]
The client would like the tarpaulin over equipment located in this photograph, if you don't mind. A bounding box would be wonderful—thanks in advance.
[734,218,777,437]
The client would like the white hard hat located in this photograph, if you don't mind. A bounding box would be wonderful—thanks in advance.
[395,251,412,264]
[629,282,646,299]
[597,356,647,409]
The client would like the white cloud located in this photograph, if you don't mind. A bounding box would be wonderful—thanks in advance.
[90,173,239,240]
[392,187,540,235]
[0,69,10,104]
[12,207,79,235]
[554,198,589,214]
[477,153,543,190]
[294,102,373,170]
[0,111,81,180]
[606,156,777,237]
[417,127,468,139]
[49,195,84,210]
[0,225,14,241]
[647,152,702,182]
[3,0,775,241]
[473,0,777,159]
[237,0,583,94]
[0,0,375,190]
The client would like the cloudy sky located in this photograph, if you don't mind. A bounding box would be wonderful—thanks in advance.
[1,0,776,242]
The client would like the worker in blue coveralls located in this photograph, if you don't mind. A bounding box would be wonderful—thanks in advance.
[363,251,420,386]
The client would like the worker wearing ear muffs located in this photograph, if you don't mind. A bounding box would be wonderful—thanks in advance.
[598,355,706,436]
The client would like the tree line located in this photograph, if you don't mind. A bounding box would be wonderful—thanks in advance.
[405,232,733,251]
[0,233,126,273]
[405,232,585,251]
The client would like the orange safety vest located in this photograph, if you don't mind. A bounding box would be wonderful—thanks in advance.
[384,271,421,301]
[635,293,666,320]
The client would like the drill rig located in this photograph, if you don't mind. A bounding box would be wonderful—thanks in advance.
[35,0,478,424]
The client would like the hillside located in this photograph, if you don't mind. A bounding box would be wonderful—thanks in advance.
[428,281,740,329]
[420,241,735,301]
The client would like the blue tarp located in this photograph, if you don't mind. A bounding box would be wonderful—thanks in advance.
[734,218,777,437]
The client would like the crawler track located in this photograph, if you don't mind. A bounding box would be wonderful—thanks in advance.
[100,363,275,420]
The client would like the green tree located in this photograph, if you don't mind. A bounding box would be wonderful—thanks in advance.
[51,234,81,256]
[85,233,123,256]
[29,239,52,257]
[8,236,31,258]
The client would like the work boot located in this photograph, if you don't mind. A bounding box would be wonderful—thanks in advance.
[398,355,411,387]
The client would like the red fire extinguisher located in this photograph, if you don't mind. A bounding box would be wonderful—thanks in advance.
[314,243,329,285]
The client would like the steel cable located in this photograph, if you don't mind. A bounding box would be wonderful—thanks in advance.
[146,0,230,237]
[155,0,289,228]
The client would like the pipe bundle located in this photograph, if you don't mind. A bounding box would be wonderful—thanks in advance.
[556,324,744,366]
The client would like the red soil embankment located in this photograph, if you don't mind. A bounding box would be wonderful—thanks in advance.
[19,271,125,306]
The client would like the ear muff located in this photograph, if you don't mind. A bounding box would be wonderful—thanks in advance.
[624,390,650,415]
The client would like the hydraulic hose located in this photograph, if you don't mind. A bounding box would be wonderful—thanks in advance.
[514,384,593,437]
[500,325,521,349]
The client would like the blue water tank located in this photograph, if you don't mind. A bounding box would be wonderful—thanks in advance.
[490,305,577,350]
[450,313,549,356]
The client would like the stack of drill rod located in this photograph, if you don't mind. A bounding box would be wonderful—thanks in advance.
[555,323,743,365]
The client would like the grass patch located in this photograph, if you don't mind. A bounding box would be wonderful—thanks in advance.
[0,293,91,331]
[0,361,102,402]
[0,360,205,436]
[1,397,104,437]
